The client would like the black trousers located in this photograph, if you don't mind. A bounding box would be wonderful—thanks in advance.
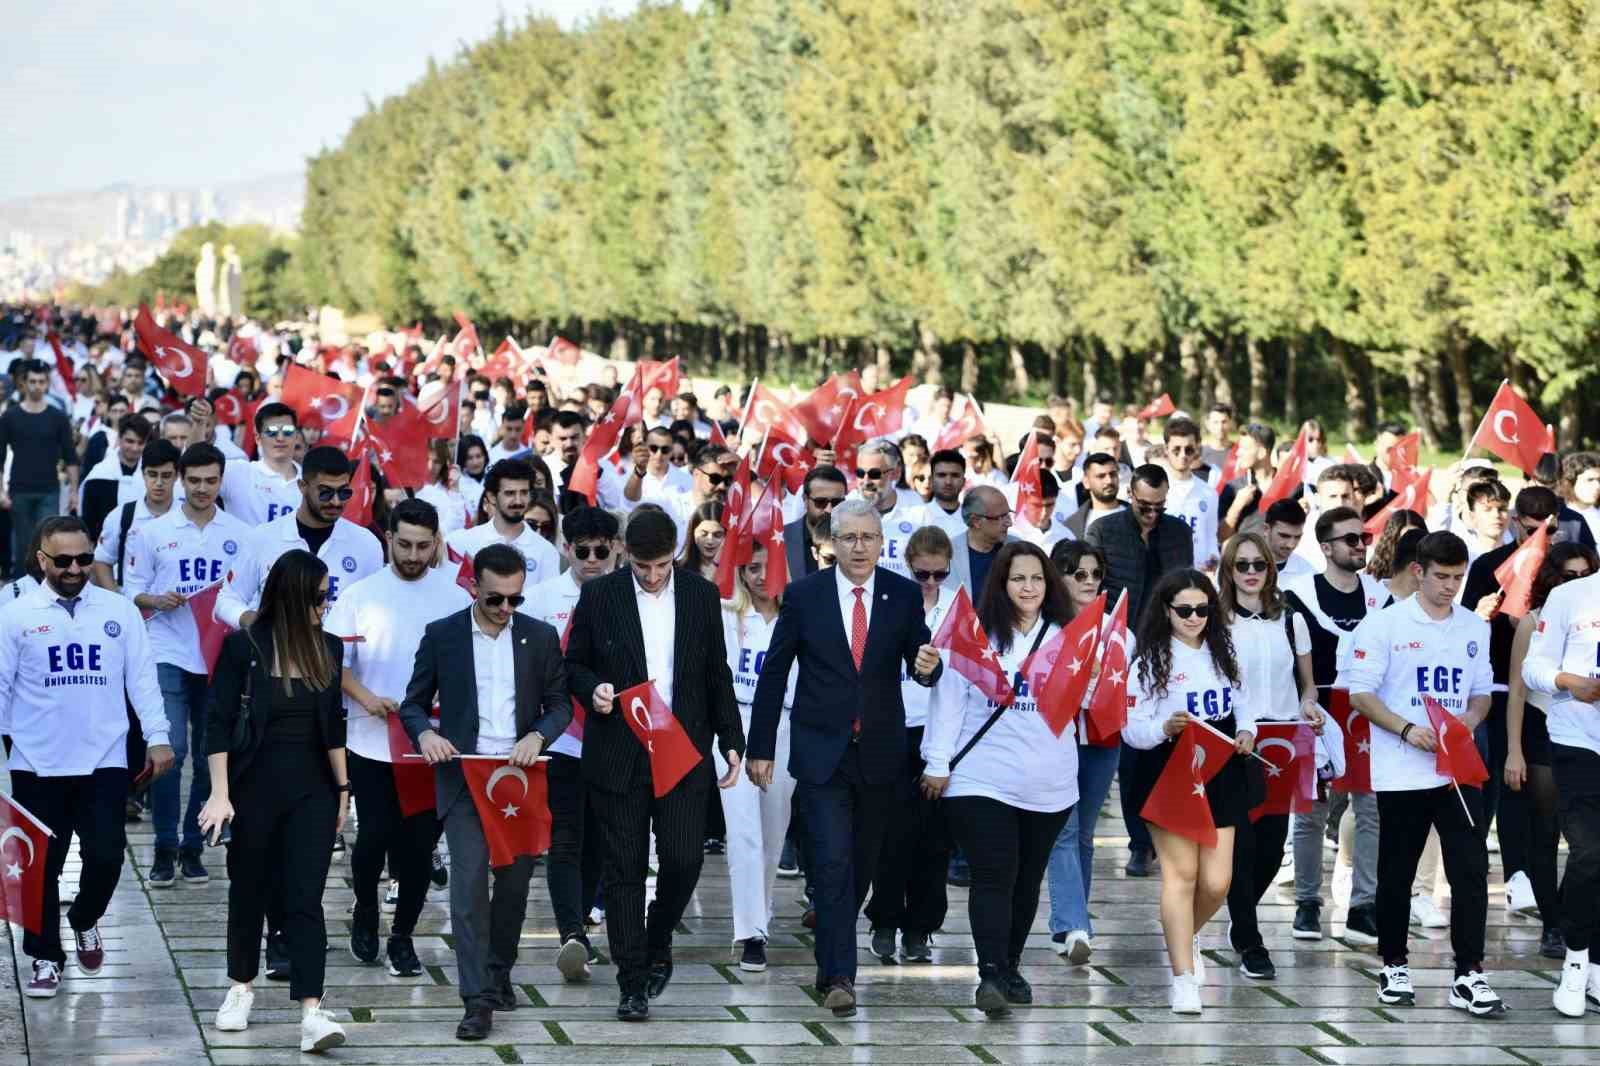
[1553,744,1600,951]
[347,753,436,939]
[1226,813,1289,952]
[865,726,950,937]
[1118,742,1153,852]
[10,767,128,965]
[546,752,602,942]
[593,764,709,994]
[226,751,338,1000]
[1376,786,1487,974]
[945,795,1072,971]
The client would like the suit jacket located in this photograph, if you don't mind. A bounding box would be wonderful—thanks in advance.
[565,567,744,794]
[398,607,572,817]
[784,516,813,580]
[206,624,346,791]
[749,566,939,787]
[1064,501,1127,541]
[1086,507,1194,627]
[948,529,1020,601]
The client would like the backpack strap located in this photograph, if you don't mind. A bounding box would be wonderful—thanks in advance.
[114,500,138,587]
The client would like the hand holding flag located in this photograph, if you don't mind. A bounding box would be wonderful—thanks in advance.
[617,681,706,797]
[1020,594,1104,737]
[931,586,1014,708]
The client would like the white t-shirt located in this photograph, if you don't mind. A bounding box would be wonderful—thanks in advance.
[324,565,472,763]
[221,459,302,526]
[723,606,796,710]
[868,494,925,578]
[123,506,254,674]
[446,519,561,586]
[1124,638,1253,750]
[1230,611,1312,723]
[903,586,955,729]
[416,482,473,537]
[915,500,967,540]
[1165,473,1220,568]
[525,569,584,758]
[216,513,385,628]
[1522,572,1600,757]
[1342,596,1495,791]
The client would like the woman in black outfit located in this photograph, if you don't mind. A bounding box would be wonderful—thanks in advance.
[198,549,350,1054]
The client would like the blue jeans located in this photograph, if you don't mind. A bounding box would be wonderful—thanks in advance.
[154,663,210,853]
[1047,742,1121,935]
[9,489,57,572]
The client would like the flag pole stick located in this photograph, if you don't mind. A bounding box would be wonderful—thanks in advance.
[1190,715,1276,768]
[402,753,551,763]
[738,376,759,451]
[1452,780,1475,829]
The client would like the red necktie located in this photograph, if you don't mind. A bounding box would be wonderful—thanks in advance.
[850,586,867,671]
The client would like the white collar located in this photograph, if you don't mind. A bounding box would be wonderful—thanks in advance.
[469,605,510,639]
[634,571,675,602]
[837,567,876,600]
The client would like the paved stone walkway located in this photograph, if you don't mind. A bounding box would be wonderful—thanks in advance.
[6,772,1600,1065]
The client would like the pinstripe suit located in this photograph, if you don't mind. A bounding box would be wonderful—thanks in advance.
[565,566,745,994]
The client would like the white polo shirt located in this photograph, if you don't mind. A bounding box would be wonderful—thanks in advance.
[1522,571,1600,757]
[216,512,385,628]
[221,458,302,525]
[123,505,254,674]
[446,519,561,586]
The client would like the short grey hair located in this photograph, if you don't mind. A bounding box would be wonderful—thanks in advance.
[862,438,903,471]
[829,497,882,539]
[960,485,1003,526]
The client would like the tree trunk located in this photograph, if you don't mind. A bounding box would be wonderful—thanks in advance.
[1140,344,1164,406]
[1049,344,1067,396]
[1506,350,1527,396]
[960,340,979,395]
[1448,331,1476,446]
[1283,337,1299,426]
[918,326,942,386]
[1425,357,1451,443]
[1404,361,1440,451]
[715,325,728,366]
[1008,342,1031,398]
[876,343,893,384]
[1080,337,1099,412]
[1207,338,1234,410]
[737,324,754,379]
[1246,337,1266,420]
[1329,337,1371,441]
[1178,332,1202,411]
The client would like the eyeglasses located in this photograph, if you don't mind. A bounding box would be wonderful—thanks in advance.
[1320,531,1374,549]
[647,444,672,455]
[807,495,843,510]
[1169,603,1211,620]
[260,426,298,440]
[573,544,612,561]
[1233,558,1270,574]
[1169,445,1198,456]
[45,552,95,569]
[1070,568,1103,583]
[313,591,329,607]
[482,593,526,608]
[698,470,728,487]
[978,511,1012,523]
[316,485,355,502]
[911,567,950,583]
[855,468,886,480]
[836,533,881,549]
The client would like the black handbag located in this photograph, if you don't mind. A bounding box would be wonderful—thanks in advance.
[230,635,261,754]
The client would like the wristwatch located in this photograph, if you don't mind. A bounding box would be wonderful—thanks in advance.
[336,782,351,793]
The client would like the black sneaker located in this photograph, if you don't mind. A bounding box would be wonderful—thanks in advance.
[871,927,897,962]
[1001,963,1032,1005]
[777,839,800,878]
[350,904,380,965]
[1343,905,1379,947]
[974,966,1010,1017]
[387,935,423,977]
[430,849,449,888]
[1541,926,1568,960]
[1292,901,1323,941]
[179,850,209,884]
[1239,945,1276,980]
[265,930,291,981]
[739,938,768,973]
[902,932,932,963]
[148,848,177,888]
[948,855,972,888]
[1124,846,1154,878]
[703,838,725,855]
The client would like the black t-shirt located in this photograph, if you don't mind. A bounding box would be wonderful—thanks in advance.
[1285,574,1368,689]
[297,519,334,557]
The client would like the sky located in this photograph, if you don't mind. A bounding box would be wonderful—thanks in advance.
[1,0,658,201]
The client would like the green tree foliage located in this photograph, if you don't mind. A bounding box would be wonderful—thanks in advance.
[292,0,1600,446]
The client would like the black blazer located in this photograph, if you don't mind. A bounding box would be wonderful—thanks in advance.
[565,567,744,794]
[398,607,571,817]
[206,624,347,790]
[748,566,938,787]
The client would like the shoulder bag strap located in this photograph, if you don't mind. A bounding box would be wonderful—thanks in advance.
[949,620,1053,772]
[114,500,137,586]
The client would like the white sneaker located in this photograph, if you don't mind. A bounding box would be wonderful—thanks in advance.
[1377,963,1415,1006]
[1449,970,1507,1017]
[1555,956,1589,1018]
[1409,895,1448,929]
[1192,934,1206,984]
[1505,871,1538,917]
[1169,972,1202,1014]
[300,1005,347,1053]
[216,984,254,1031]
[1064,930,1092,966]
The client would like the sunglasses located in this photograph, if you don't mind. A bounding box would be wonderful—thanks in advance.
[698,470,728,487]
[1321,531,1374,549]
[1071,568,1103,582]
[855,468,886,480]
[259,426,298,440]
[1169,445,1198,456]
[911,567,950,583]
[1233,558,1270,574]
[313,591,329,607]
[375,387,398,397]
[573,544,612,561]
[647,444,672,454]
[472,391,491,401]
[45,552,95,569]
[483,593,526,608]
[1133,500,1166,512]
[1169,603,1211,620]
[532,520,556,536]
[808,495,843,510]
[316,485,355,502]
[1561,568,1594,582]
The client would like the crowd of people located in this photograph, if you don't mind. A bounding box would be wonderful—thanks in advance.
[3,301,1600,1054]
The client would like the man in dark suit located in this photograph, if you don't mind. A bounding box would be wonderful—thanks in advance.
[1062,451,1127,541]
[565,508,745,1022]
[747,498,941,1018]
[785,465,848,579]
[399,543,572,1042]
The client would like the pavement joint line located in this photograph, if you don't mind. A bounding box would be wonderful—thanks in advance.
[1500,1048,1541,1066]
[965,1044,1000,1064]
[1312,1020,1360,1046]
[1091,964,1126,986]
[491,1045,521,1064]
[1296,1048,1336,1065]
[725,1005,749,1021]
[943,1005,965,1021]
[542,1020,572,1046]
[1257,985,1300,1007]
[711,962,743,984]
[1110,1005,1139,1023]
[1367,1005,1400,1022]
[726,1046,756,1064]
[3,922,30,1062]
[802,1020,840,1046]
[348,1005,373,1022]
[425,963,450,985]
[1525,967,1560,985]
[522,982,549,1007]
[1089,1022,1130,1047]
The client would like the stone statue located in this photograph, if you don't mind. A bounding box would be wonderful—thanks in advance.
[218,244,242,319]
[195,242,217,316]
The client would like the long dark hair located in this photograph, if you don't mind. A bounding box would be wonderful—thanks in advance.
[976,541,1073,653]
[1218,531,1283,621]
[678,500,726,574]
[1367,509,1427,579]
[1531,543,1600,612]
[257,549,334,694]
[457,434,488,476]
[1135,568,1239,698]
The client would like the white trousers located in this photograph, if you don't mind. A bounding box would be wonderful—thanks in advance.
[714,705,795,943]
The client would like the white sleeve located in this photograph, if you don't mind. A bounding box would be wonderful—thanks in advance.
[1523,596,1569,696]
[121,606,169,747]
[0,614,17,737]
[323,593,358,670]
[121,526,154,599]
[1467,620,1496,699]
[1291,613,1311,657]
[1341,613,1390,696]
[920,654,962,778]
[1121,662,1168,751]
[216,537,260,629]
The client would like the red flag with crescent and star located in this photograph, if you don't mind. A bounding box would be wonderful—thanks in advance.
[1136,393,1176,421]
[386,713,438,817]
[0,790,52,935]
[1494,523,1549,619]
[749,479,788,598]
[932,586,1014,708]
[1423,696,1490,788]
[188,583,231,677]
[753,426,815,494]
[1257,425,1307,513]
[1325,688,1372,793]
[933,395,991,453]
[1084,590,1132,746]
[132,304,207,397]
[715,451,756,598]
[1363,466,1433,539]
[744,383,811,445]
[1140,719,1236,847]
[792,371,864,445]
[342,443,376,527]
[365,401,433,489]
[1249,721,1318,820]
[1470,381,1555,476]
[418,379,461,441]
[460,758,552,866]
[1021,593,1104,737]
[833,375,914,453]
[617,681,704,798]
[281,364,364,444]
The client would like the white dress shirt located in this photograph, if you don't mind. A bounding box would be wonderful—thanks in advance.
[635,571,678,709]
[471,609,519,755]
[836,568,876,647]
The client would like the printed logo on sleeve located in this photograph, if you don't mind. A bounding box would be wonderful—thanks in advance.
[103,621,121,638]
[341,556,358,574]
[1466,641,1479,658]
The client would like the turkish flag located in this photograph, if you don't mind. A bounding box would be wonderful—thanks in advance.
[546,335,583,366]
[418,379,460,440]
[448,544,476,594]
[749,479,788,598]
[744,383,811,445]
[618,681,704,798]
[1257,425,1307,513]
[1140,719,1236,847]
[558,616,586,744]
[1325,689,1372,794]
[708,419,729,449]
[227,333,258,367]
[793,371,865,445]
[1011,431,1045,526]
[478,340,518,381]
[715,452,756,598]
[281,364,364,443]
[638,357,682,404]
[1387,431,1420,476]
[188,583,230,677]
[1214,440,1240,497]
[1424,696,1490,787]
[213,390,247,427]
[1494,524,1549,619]
[366,402,433,489]
[833,375,913,452]
[1471,381,1555,476]
[386,713,438,817]
[45,332,75,401]
[1249,721,1318,820]
[0,791,51,935]
[418,335,449,376]
[461,758,553,866]
[568,390,631,504]
[1363,467,1433,538]
[934,395,991,453]
[133,304,207,397]
[1136,393,1175,420]
[451,311,481,363]
[343,444,376,526]
[1021,594,1104,737]
[1084,591,1132,746]
[932,586,1014,708]
[754,426,816,494]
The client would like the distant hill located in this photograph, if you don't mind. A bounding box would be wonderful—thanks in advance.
[0,172,304,245]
